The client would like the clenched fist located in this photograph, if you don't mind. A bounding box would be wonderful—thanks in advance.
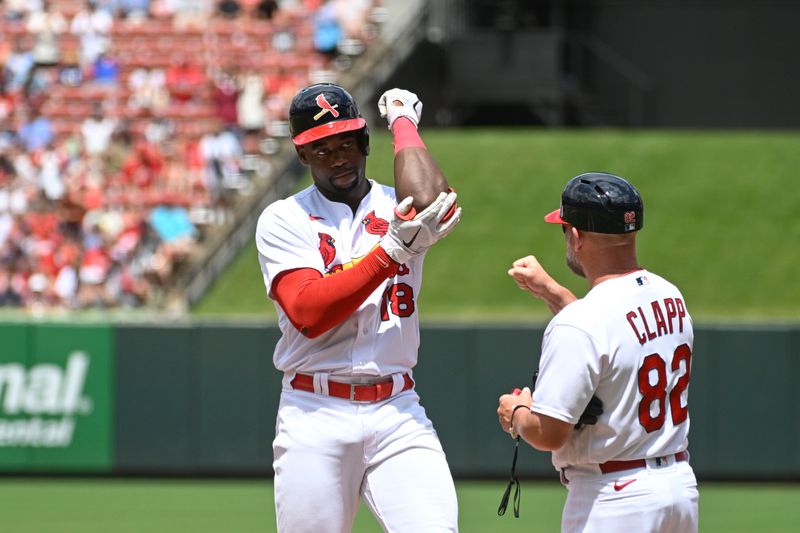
[378,88,423,129]
[508,256,577,314]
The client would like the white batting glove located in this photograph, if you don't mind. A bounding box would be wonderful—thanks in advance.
[380,191,462,264]
[378,88,423,129]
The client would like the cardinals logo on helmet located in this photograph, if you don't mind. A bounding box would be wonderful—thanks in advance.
[318,232,341,273]
[362,211,389,236]
[313,94,340,121]
[624,211,637,231]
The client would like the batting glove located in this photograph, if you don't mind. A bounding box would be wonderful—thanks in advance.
[380,191,461,264]
[378,88,423,129]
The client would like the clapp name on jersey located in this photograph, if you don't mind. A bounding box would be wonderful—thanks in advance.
[625,297,687,346]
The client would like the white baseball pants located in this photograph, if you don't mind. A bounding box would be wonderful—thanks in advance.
[560,458,698,532]
[273,388,458,532]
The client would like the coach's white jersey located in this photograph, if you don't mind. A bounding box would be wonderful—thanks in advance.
[255,180,425,376]
[532,270,693,471]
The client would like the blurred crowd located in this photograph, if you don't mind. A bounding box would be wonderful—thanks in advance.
[0,0,382,312]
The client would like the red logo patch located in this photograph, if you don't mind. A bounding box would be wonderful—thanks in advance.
[624,211,636,224]
[318,232,337,271]
[362,211,389,236]
[314,94,340,121]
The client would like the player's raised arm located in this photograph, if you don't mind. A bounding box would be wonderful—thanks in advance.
[378,88,450,210]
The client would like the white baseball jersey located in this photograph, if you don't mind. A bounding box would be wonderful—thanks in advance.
[255,179,425,376]
[532,269,694,471]
[258,180,459,532]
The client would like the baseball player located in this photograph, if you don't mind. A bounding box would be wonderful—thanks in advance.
[256,83,461,532]
[497,173,698,532]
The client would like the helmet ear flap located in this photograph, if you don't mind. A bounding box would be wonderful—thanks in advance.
[358,125,370,155]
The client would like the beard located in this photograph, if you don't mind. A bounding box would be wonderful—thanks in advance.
[566,247,585,278]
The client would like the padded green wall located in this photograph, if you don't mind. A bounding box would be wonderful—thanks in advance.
[1,321,794,478]
[110,323,799,480]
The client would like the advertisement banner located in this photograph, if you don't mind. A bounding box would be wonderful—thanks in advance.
[0,323,114,472]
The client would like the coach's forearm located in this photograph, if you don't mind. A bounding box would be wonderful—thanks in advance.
[514,410,572,451]
[540,283,578,315]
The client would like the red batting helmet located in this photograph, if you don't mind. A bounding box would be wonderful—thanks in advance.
[289,83,369,155]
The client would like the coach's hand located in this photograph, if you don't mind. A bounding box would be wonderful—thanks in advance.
[508,255,577,314]
[498,387,532,439]
[378,88,423,129]
[381,191,461,264]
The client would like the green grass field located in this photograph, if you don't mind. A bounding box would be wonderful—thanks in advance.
[192,128,800,321]
[3,478,797,532]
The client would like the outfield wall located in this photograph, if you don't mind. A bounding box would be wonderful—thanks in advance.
[0,322,797,480]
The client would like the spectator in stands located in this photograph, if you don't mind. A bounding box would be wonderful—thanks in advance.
[91,0,118,14]
[0,34,11,70]
[26,270,54,313]
[101,126,132,182]
[70,0,114,68]
[7,138,37,189]
[199,124,243,199]
[27,0,67,67]
[4,38,35,94]
[118,0,151,20]
[148,0,174,19]
[332,0,374,41]
[312,1,342,55]
[272,25,296,53]
[121,137,163,189]
[172,0,214,31]
[144,116,174,146]
[237,65,265,134]
[3,0,33,23]
[255,0,279,20]
[217,0,242,18]
[81,103,117,155]
[147,203,197,285]
[122,265,150,306]
[212,68,240,129]
[0,85,15,122]
[90,51,120,85]
[0,266,24,307]
[37,140,66,201]
[77,234,113,308]
[52,253,79,308]
[127,66,168,113]
[166,54,207,105]
[0,199,13,247]
[149,204,197,247]
[59,47,84,86]
[25,65,58,108]
[182,131,206,194]
[17,107,54,152]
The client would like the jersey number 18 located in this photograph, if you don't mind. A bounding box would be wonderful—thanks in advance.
[637,343,692,433]
[380,283,415,320]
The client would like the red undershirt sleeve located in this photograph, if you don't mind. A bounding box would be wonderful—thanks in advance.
[272,246,399,338]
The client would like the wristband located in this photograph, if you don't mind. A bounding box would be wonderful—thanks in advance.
[392,117,426,154]
[509,404,529,439]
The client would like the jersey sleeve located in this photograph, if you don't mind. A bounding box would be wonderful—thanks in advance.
[255,202,323,297]
[531,322,604,425]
